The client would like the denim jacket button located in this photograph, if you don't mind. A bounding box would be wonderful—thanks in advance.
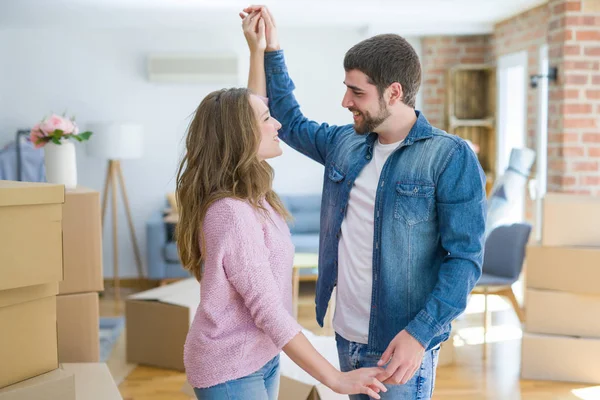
[366,155,371,160]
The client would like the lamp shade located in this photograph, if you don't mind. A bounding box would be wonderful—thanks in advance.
[86,123,143,160]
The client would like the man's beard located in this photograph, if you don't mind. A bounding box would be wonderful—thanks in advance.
[352,97,391,135]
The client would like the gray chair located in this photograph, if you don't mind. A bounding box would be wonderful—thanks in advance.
[472,222,532,359]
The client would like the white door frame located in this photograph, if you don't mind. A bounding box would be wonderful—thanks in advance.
[534,45,549,241]
[496,50,529,175]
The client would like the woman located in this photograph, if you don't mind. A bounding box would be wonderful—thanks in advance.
[176,13,387,400]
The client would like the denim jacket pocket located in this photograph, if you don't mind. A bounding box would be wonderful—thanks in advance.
[394,182,435,225]
[326,163,347,207]
[327,163,345,183]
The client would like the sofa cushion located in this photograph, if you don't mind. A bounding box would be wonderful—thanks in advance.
[285,194,321,211]
[164,242,180,263]
[289,212,320,234]
[280,194,321,234]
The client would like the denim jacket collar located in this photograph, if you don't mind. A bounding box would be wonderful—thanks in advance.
[365,110,433,151]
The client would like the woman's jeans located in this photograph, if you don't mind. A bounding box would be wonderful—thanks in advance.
[194,355,280,400]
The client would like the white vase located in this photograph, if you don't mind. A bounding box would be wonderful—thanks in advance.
[44,140,78,189]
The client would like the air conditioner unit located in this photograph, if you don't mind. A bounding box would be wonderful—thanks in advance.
[146,53,239,84]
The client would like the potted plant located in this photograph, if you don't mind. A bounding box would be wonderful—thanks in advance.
[30,114,92,189]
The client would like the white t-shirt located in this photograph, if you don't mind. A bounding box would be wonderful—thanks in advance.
[333,138,403,344]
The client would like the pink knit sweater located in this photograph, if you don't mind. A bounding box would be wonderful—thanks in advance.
[184,197,302,389]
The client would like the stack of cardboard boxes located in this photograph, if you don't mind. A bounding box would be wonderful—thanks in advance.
[0,181,64,389]
[0,181,121,399]
[57,187,104,363]
[521,193,600,384]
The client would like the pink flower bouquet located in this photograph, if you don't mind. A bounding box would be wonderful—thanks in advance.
[30,114,93,148]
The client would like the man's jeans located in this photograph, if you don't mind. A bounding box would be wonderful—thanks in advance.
[193,355,280,400]
[336,334,440,400]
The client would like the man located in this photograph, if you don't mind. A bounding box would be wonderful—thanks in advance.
[243,7,486,399]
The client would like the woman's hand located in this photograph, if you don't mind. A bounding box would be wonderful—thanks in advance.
[331,368,388,399]
[241,5,280,52]
[239,10,266,53]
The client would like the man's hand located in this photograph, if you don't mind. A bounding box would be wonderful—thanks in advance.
[242,5,280,51]
[376,330,425,385]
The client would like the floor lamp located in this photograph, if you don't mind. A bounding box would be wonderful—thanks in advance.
[87,123,144,303]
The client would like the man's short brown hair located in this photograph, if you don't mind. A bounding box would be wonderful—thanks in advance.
[344,34,421,108]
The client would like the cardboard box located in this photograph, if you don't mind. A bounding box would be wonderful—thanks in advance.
[0,368,75,400]
[0,364,120,400]
[60,188,103,295]
[526,289,600,338]
[61,363,122,400]
[0,180,64,291]
[0,283,59,388]
[126,278,200,370]
[526,245,600,295]
[57,292,100,363]
[279,376,345,400]
[542,193,600,246]
[278,330,345,400]
[521,332,600,384]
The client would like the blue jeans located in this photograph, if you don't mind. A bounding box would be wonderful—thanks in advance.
[336,334,440,400]
[194,355,280,400]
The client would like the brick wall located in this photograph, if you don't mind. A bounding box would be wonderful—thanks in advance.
[547,0,600,195]
[421,1,600,198]
[421,5,548,142]
[421,36,491,129]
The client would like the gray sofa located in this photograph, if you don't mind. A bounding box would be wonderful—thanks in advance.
[279,194,321,254]
[146,193,322,280]
[280,194,321,278]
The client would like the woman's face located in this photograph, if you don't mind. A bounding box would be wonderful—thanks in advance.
[251,95,283,160]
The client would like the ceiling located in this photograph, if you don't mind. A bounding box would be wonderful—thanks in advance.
[0,0,548,35]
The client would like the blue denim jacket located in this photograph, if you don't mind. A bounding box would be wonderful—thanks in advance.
[265,50,486,354]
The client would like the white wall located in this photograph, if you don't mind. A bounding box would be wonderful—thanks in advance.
[1,26,383,278]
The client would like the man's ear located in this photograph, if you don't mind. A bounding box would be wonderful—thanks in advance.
[386,82,403,105]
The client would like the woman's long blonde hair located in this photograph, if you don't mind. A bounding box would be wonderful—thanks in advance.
[175,88,290,281]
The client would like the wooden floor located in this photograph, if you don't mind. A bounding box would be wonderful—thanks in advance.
[100,283,597,400]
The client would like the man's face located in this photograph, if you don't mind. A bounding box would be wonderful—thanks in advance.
[341,69,391,134]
